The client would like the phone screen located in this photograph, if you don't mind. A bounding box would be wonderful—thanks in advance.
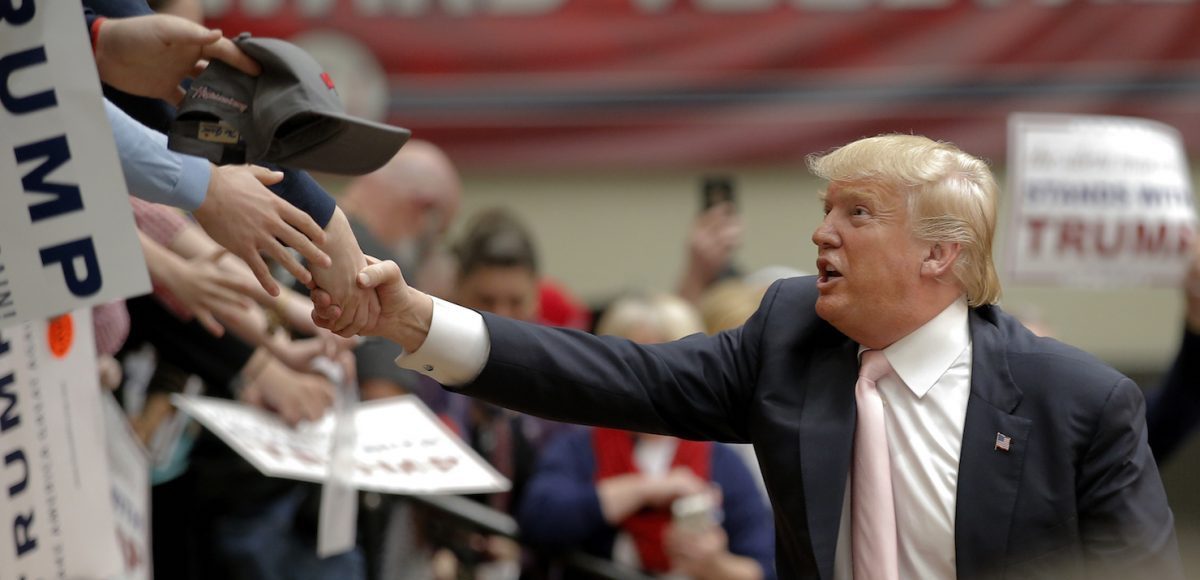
[701,176,736,212]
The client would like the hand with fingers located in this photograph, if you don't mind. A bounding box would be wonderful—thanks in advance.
[266,333,333,374]
[140,231,262,336]
[239,355,335,427]
[93,13,261,105]
[306,208,381,338]
[310,258,434,353]
[680,202,743,304]
[192,164,331,297]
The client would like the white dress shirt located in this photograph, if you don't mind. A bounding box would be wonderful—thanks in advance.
[834,298,972,580]
[396,296,973,579]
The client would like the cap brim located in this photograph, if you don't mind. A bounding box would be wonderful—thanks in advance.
[271,112,411,175]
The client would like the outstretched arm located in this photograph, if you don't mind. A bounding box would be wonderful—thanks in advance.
[313,259,775,442]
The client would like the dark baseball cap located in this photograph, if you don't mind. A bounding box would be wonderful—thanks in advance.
[168,34,410,175]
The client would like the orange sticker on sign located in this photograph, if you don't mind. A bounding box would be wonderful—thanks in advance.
[48,314,74,359]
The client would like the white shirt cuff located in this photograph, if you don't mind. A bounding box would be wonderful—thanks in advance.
[394,296,490,386]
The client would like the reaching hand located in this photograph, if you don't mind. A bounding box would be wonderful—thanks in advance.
[680,202,742,303]
[307,209,380,337]
[239,357,335,427]
[93,14,261,105]
[193,164,331,297]
[158,249,263,337]
[311,258,434,352]
[267,333,332,374]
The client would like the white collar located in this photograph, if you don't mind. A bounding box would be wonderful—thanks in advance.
[858,297,971,399]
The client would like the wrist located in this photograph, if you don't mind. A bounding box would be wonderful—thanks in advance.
[390,289,434,354]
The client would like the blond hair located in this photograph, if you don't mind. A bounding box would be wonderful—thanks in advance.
[699,280,766,335]
[596,294,704,343]
[807,134,1001,306]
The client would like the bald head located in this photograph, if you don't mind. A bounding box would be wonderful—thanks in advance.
[342,139,463,248]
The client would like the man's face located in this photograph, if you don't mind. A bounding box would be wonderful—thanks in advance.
[811,181,928,341]
[456,266,539,322]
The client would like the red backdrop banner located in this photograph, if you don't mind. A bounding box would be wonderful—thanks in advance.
[208,1,1200,169]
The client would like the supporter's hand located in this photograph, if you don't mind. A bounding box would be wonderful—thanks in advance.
[664,524,731,577]
[159,249,263,337]
[597,466,710,525]
[193,164,331,297]
[94,14,261,105]
[645,467,711,507]
[312,259,434,353]
[680,202,742,303]
[307,208,380,337]
[98,355,123,390]
[266,333,330,374]
[666,510,764,580]
[1186,242,1200,334]
[239,357,335,427]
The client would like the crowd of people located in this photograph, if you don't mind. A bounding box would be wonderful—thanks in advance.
[43,1,1200,579]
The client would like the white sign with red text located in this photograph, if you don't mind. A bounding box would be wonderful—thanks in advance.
[103,394,151,580]
[173,394,510,496]
[1007,113,1197,287]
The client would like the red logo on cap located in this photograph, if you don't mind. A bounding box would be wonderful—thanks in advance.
[320,72,335,90]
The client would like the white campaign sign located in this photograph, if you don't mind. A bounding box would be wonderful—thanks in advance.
[103,394,152,580]
[0,0,149,329]
[173,394,510,496]
[1006,113,1198,287]
[0,309,123,580]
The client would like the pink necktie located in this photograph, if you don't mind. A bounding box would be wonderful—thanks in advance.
[852,350,899,580]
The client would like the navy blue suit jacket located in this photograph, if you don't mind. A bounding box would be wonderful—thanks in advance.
[1147,329,1200,463]
[456,276,1182,579]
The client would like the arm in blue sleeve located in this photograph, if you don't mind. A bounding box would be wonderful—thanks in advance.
[83,0,153,18]
[1146,328,1200,463]
[260,164,336,229]
[516,431,611,549]
[105,98,210,211]
[712,444,776,580]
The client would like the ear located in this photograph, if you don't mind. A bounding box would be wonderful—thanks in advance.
[921,242,962,279]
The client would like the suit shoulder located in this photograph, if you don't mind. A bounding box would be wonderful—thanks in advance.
[984,306,1134,404]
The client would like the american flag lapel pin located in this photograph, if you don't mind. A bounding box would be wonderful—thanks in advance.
[995,432,1012,452]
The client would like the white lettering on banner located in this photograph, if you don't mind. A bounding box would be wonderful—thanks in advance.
[206,0,1198,18]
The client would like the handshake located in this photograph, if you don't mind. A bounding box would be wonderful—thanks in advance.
[309,258,434,355]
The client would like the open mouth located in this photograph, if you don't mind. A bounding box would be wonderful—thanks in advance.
[816,258,842,284]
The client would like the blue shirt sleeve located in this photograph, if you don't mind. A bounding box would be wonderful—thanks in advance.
[516,430,610,549]
[712,443,777,580]
[105,98,210,211]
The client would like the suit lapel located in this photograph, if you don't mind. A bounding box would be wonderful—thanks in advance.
[798,338,859,580]
[955,308,1032,578]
